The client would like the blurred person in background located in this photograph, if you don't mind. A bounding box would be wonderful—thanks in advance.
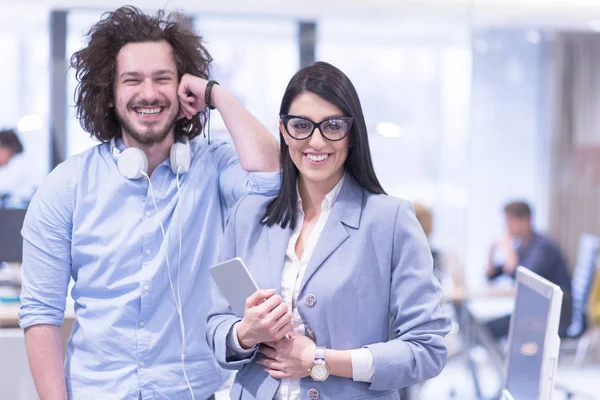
[485,201,573,338]
[413,201,442,282]
[18,6,279,400]
[0,129,25,207]
[0,129,24,167]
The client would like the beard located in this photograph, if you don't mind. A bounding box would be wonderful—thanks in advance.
[114,99,179,146]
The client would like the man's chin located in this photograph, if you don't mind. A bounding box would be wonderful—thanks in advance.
[117,109,178,146]
[125,125,174,146]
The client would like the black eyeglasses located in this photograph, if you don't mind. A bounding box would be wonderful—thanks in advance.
[281,115,354,142]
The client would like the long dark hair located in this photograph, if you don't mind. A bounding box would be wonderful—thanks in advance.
[262,61,386,230]
[70,6,213,142]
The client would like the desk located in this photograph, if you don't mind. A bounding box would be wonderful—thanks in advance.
[0,303,74,400]
[446,286,515,400]
[0,328,38,400]
[0,302,22,327]
[446,286,515,303]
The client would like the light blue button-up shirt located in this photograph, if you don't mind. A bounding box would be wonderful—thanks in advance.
[19,137,280,400]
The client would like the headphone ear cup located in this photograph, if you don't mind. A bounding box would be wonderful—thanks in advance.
[117,147,148,179]
[170,141,191,174]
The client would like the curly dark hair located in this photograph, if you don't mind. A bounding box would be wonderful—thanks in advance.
[70,6,213,142]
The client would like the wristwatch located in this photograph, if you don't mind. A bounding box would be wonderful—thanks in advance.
[309,346,329,381]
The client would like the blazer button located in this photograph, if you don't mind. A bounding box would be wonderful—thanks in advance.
[304,294,317,307]
[308,388,320,399]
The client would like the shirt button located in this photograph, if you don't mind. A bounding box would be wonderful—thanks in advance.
[139,321,145,327]
[304,294,317,307]
[145,211,151,217]
[143,285,150,292]
[139,361,145,367]
[308,388,319,399]
[145,249,152,256]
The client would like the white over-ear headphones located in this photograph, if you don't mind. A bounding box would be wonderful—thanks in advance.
[110,137,191,179]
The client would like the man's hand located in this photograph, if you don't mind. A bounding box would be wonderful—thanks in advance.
[175,73,280,171]
[257,333,316,380]
[177,73,209,120]
[236,289,293,350]
[499,234,519,274]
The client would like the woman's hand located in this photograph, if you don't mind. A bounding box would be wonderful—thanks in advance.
[236,289,293,350]
[257,332,316,380]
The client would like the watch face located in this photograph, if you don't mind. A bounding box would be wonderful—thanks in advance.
[310,363,329,381]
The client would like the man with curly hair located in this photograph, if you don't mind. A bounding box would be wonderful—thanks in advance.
[18,6,280,400]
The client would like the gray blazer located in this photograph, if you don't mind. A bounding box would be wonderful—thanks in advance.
[206,174,451,400]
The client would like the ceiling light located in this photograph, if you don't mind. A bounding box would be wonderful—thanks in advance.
[17,114,43,132]
[376,122,403,138]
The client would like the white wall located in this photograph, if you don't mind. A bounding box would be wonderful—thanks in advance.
[4,0,600,27]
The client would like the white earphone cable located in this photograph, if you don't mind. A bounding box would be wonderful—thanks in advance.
[176,169,194,400]
[141,171,195,400]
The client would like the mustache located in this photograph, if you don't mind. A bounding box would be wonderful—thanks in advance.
[128,99,170,108]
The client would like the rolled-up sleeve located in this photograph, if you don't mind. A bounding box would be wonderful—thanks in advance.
[226,322,258,360]
[245,171,281,196]
[366,200,451,391]
[19,161,73,329]
[211,140,280,210]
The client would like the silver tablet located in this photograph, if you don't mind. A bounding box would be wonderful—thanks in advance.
[208,257,259,317]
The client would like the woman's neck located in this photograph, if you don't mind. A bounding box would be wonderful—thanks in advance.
[297,172,343,217]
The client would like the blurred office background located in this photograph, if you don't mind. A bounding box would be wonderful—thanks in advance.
[1,0,599,399]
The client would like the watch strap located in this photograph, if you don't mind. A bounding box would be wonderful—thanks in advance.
[314,345,326,361]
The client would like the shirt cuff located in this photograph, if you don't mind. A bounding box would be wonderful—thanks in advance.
[227,322,257,357]
[246,171,281,196]
[18,303,65,329]
[350,348,375,382]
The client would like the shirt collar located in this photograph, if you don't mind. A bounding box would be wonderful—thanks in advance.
[296,173,346,213]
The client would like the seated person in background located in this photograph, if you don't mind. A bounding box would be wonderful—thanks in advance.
[0,129,24,167]
[486,201,573,338]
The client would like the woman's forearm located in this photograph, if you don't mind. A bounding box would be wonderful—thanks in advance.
[324,349,353,379]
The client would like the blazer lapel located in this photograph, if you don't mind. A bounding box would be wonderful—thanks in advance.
[298,174,364,293]
[267,222,290,294]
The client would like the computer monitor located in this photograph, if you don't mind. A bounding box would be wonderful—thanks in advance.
[0,208,26,262]
[501,266,563,400]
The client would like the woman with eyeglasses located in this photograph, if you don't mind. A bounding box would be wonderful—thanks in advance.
[206,61,450,400]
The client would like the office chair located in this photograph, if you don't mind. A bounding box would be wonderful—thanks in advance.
[564,233,599,365]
